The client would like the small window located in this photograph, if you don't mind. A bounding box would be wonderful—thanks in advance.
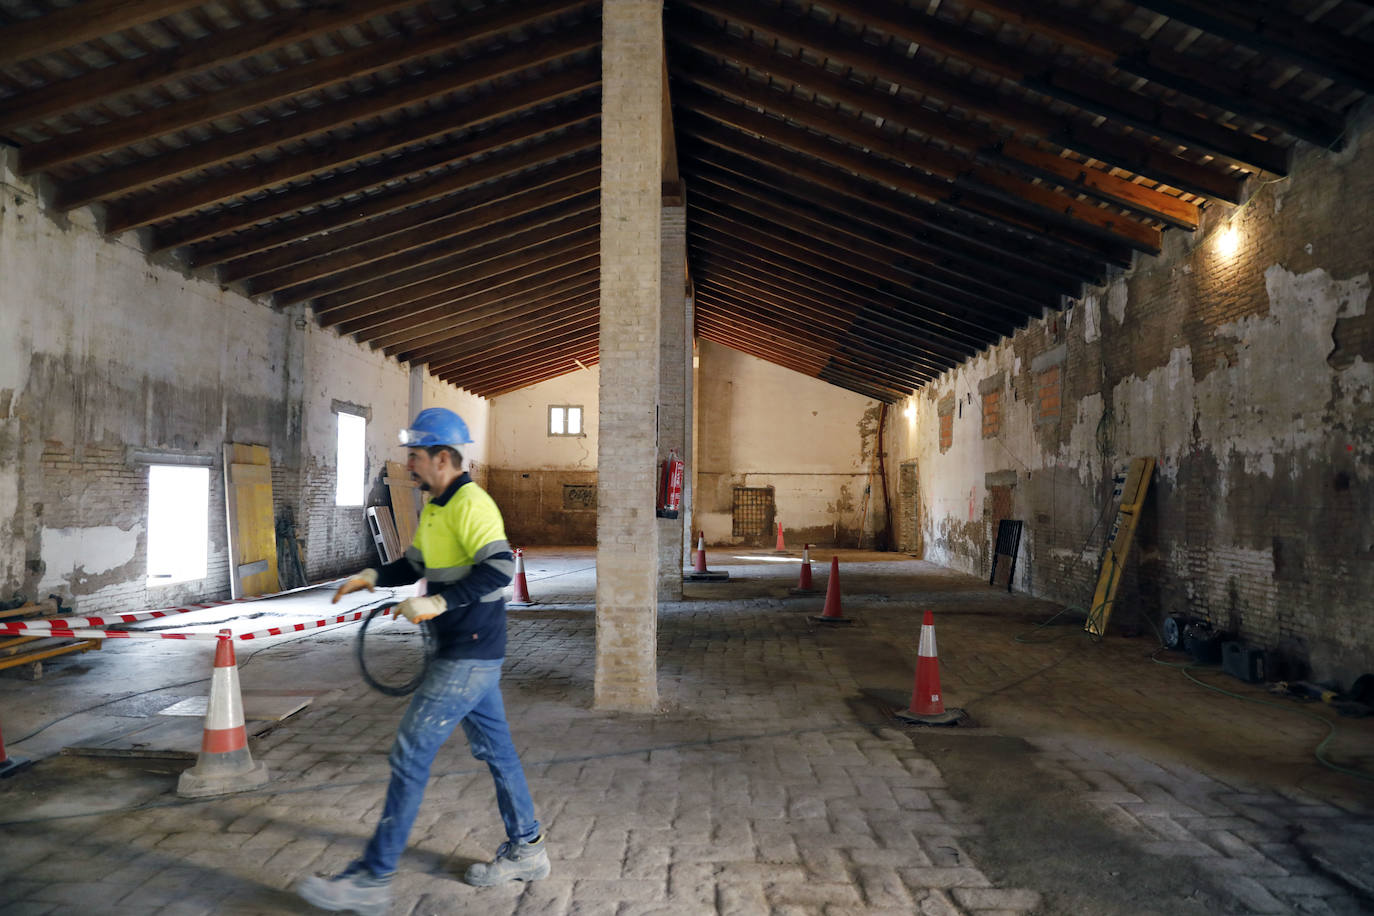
[549,404,584,437]
[336,411,367,506]
[147,465,209,585]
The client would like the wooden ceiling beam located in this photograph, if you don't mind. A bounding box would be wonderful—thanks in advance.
[697,315,912,401]
[427,322,601,379]
[58,35,598,212]
[682,136,1100,287]
[692,274,930,369]
[0,0,205,68]
[164,104,599,254]
[691,251,984,362]
[314,226,598,323]
[689,205,1031,329]
[83,62,601,228]
[694,282,940,386]
[481,356,600,397]
[0,0,450,131]
[216,150,599,281]
[688,172,1064,308]
[692,252,992,362]
[329,243,599,335]
[678,84,1160,257]
[678,102,1137,268]
[678,0,1246,202]
[405,299,599,367]
[691,187,1044,318]
[452,347,600,397]
[374,271,600,354]
[285,205,598,309]
[688,223,1012,345]
[809,0,1288,176]
[245,175,598,296]
[1130,0,1374,97]
[672,23,1199,231]
[17,0,598,173]
[954,0,1346,148]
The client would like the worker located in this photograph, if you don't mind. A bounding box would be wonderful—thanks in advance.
[297,407,548,915]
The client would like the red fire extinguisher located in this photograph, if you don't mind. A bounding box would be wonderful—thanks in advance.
[657,449,684,518]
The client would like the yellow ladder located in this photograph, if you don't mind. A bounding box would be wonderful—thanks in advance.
[1085,456,1156,637]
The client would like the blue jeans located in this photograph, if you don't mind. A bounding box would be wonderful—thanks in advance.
[360,657,540,878]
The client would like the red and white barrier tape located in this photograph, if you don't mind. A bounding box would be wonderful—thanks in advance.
[0,581,336,634]
[28,607,376,642]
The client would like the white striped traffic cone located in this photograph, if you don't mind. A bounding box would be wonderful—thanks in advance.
[509,547,534,607]
[895,611,966,726]
[177,629,268,797]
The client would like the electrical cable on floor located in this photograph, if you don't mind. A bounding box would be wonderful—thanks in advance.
[5,590,397,749]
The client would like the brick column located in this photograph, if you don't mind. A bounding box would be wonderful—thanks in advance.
[595,0,662,712]
[657,201,687,601]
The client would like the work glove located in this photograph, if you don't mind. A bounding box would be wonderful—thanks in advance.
[393,594,446,623]
[332,568,378,604]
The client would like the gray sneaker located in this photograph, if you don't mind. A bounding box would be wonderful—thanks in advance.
[464,835,551,886]
[296,863,392,915]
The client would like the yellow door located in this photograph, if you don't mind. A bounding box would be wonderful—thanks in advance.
[224,443,280,598]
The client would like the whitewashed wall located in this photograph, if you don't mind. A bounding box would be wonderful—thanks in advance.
[0,148,485,613]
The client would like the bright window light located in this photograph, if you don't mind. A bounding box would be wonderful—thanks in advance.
[336,411,366,506]
[549,405,584,437]
[147,465,209,585]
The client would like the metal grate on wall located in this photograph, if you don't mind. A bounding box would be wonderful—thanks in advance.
[732,486,775,541]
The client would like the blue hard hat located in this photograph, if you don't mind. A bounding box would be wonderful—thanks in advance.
[398,408,473,447]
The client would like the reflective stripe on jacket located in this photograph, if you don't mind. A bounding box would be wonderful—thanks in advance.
[380,472,515,659]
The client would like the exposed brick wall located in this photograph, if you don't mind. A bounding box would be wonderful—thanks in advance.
[905,111,1374,685]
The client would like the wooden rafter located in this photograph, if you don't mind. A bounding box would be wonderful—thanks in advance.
[163,103,601,254]
[307,210,599,314]
[319,238,599,331]
[678,0,1248,202]
[245,173,599,297]
[670,24,1200,231]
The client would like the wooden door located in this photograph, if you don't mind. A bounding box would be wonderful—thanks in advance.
[223,443,280,598]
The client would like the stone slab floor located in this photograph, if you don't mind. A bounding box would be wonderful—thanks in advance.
[1,548,1371,915]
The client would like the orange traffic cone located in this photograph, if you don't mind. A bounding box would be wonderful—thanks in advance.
[895,611,966,726]
[178,629,269,797]
[775,521,786,553]
[686,532,729,581]
[812,556,853,624]
[509,547,534,607]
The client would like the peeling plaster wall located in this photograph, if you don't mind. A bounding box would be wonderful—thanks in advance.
[695,340,877,546]
[0,150,483,614]
[896,110,1374,685]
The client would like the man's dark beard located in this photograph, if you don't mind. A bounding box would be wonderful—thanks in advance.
[412,473,430,491]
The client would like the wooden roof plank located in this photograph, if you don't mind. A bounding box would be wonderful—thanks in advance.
[163,104,600,254]
[678,0,1246,202]
[0,0,206,69]
[215,150,599,281]
[327,243,599,335]
[66,58,601,221]
[671,22,1198,230]
[245,174,599,295]
[15,0,598,172]
[300,208,598,311]
[0,0,455,131]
